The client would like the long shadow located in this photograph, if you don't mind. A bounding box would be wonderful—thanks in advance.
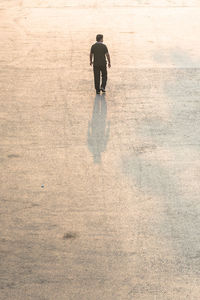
[87,94,110,164]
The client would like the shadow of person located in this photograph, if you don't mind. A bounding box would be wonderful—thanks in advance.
[87,94,110,164]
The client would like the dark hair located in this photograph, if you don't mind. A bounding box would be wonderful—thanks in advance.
[96,34,103,42]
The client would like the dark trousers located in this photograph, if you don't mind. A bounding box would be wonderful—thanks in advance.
[93,65,107,92]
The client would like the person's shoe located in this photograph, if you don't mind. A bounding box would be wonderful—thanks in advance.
[101,87,106,93]
[96,91,100,94]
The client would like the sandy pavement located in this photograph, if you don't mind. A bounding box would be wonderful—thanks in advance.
[1,0,200,299]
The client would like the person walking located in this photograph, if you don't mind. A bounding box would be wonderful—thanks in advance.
[90,34,111,94]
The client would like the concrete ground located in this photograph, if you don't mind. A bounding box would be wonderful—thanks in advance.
[1,0,200,299]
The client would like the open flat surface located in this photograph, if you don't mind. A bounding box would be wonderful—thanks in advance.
[1,1,200,299]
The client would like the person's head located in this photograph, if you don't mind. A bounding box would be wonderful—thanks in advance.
[96,34,103,42]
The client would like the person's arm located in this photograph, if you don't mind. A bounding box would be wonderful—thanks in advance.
[105,52,111,68]
[90,47,93,66]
